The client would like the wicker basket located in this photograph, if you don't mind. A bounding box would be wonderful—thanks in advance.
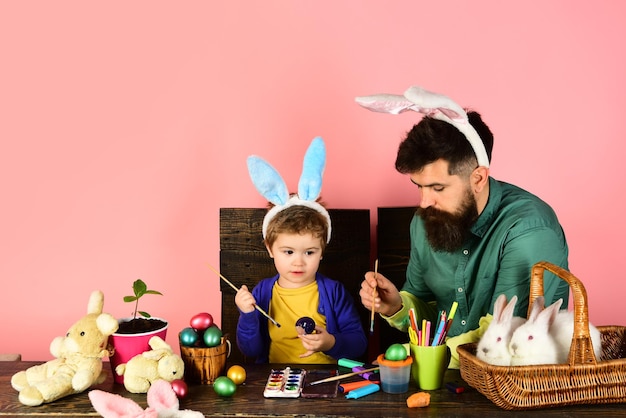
[457,261,626,410]
[179,337,231,384]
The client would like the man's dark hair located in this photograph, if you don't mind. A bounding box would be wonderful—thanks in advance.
[395,111,494,176]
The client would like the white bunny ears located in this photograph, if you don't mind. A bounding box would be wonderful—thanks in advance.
[355,86,490,168]
[247,136,332,243]
[88,379,203,418]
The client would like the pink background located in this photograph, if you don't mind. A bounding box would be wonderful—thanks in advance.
[1,2,624,360]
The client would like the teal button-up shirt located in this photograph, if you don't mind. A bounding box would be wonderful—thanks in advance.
[397,177,570,338]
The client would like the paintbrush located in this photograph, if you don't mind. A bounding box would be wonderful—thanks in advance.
[308,367,380,386]
[370,259,378,335]
[206,262,281,328]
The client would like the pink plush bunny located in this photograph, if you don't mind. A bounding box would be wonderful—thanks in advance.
[88,379,203,418]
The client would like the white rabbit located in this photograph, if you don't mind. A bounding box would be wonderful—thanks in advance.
[548,303,602,364]
[476,294,526,366]
[509,297,602,366]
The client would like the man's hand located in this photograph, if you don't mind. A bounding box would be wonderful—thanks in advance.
[360,271,403,317]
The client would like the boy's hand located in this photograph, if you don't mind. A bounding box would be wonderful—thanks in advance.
[297,326,335,358]
[234,285,256,313]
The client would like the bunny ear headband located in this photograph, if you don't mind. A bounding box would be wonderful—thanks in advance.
[355,86,490,168]
[247,136,331,243]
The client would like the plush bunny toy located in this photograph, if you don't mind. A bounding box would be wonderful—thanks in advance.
[11,290,118,406]
[115,336,185,394]
[355,86,490,169]
[89,379,203,418]
[247,136,331,243]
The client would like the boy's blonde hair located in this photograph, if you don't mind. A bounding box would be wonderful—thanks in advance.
[264,203,329,253]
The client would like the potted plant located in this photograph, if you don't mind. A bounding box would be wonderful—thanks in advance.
[108,279,168,384]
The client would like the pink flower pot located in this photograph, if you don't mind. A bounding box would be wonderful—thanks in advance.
[108,317,168,384]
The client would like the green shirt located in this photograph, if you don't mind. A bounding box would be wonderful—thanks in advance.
[387,177,570,339]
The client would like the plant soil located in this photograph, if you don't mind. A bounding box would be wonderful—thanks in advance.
[116,318,167,334]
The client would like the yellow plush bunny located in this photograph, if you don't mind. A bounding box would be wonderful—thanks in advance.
[115,336,184,393]
[11,290,118,406]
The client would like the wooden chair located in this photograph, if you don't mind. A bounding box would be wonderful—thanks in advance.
[376,207,416,351]
[219,208,371,364]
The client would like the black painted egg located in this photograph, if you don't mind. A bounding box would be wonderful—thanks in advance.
[295,316,316,334]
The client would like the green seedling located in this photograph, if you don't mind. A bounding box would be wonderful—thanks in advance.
[123,279,163,319]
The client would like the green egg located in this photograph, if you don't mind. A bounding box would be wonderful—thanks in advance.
[213,376,237,397]
[385,343,408,361]
[203,325,222,347]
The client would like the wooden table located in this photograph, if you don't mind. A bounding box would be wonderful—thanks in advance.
[2,361,625,417]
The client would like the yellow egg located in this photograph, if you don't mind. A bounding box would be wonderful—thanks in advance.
[227,365,247,385]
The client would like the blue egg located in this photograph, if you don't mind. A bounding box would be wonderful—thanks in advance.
[179,327,199,347]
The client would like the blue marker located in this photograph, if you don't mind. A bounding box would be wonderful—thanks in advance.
[345,383,380,399]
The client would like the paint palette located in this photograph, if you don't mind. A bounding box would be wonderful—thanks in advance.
[263,367,306,398]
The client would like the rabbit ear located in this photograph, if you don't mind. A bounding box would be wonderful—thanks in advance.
[146,380,179,411]
[527,296,545,322]
[298,137,326,201]
[492,294,508,321]
[542,298,563,320]
[247,156,289,206]
[354,93,420,115]
[88,390,145,418]
[402,86,467,120]
[500,295,518,321]
[355,85,490,168]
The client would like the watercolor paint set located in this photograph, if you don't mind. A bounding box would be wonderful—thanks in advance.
[263,367,306,398]
[263,367,339,398]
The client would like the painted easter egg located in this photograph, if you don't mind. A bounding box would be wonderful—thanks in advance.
[171,379,188,398]
[227,365,247,385]
[213,376,237,397]
[190,312,214,332]
[203,325,222,347]
[295,316,316,334]
[179,327,200,347]
[385,343,408,361]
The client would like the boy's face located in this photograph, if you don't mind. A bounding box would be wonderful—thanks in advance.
[266,232,323,289]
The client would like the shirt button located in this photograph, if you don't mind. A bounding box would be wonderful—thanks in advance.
[463,249,469,255]
[461,320,467,326]
[457,287,463,293]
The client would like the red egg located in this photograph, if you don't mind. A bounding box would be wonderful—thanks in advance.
[190,312,214,332]
[170,379,188,398]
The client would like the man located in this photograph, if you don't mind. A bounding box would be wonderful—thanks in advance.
[356,86,569,367]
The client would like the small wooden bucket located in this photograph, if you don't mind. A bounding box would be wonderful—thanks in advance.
[179,337,231,384]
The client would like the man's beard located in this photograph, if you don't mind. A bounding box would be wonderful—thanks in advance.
[417,188,479,253]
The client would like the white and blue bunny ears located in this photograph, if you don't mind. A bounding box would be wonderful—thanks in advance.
[247,136,332,243]
[355,86,490,168]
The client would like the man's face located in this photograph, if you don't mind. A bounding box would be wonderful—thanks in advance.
[410,160,479,252]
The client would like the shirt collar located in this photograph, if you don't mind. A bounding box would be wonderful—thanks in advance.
[471,177,500,238]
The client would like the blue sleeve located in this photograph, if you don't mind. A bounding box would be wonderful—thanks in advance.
[319,276,367,360]
[235,278,273,363]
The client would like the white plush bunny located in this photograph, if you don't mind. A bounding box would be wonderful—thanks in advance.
[509,297,602,366]
[476,294,526,366]
[88,379,203,418]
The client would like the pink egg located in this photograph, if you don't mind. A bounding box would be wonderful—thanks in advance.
[190,312,214,331]
[170,379,188,398]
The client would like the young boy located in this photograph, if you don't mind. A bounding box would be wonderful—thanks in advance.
[237,137,366,364]
[235,202,367,364]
